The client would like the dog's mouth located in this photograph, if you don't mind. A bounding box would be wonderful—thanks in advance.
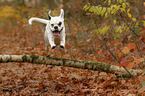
[52,28,63,36]
[53,31,60,36]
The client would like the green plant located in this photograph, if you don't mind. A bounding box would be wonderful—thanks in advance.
[83,0,145,40]
[83,0,145,77]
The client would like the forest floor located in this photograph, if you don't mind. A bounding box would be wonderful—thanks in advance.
[0,24,144,95]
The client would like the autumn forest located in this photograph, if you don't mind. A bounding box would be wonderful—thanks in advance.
[0,0,145,95]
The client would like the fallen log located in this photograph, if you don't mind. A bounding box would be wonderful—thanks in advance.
[0,55,144,77]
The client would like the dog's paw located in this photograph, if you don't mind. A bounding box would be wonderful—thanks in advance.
[51,46,56,49]
[60,45,64,48]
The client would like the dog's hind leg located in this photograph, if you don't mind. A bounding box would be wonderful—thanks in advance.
[45,44,51,57]
[45,43,49,51]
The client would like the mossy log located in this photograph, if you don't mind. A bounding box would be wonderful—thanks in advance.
[0,55,144,77]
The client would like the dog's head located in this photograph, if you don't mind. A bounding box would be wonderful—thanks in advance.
[48,9,64,36]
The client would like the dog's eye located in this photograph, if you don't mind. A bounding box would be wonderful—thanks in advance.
[58,22,62,26]
[51,24,54,27]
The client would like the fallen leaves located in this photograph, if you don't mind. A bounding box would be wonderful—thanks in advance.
[121,43,139,54]
[0,25,144,95]
[122,46,130,54]
[132,56,144,65]
[127,43,136,50]
[0,62,144,95]
[126,62,134,70]
[120,60,127,68]
[0,2,144,95]
[120,56,144,70]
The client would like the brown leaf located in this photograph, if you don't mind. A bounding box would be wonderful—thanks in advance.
[127,43,136,49]
[138,86,145,93]
[122,46,130,54]
[120,61,127,68]
[111,81,117,87]
[126,62,134,70]
[132,56,144,64]
[103,82,111,88]
[118,52,122,58]
[38,84,45,90]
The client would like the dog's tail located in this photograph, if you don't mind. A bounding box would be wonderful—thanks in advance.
[28,17,49,25]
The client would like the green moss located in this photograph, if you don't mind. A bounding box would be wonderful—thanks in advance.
[30,55,39,60]
[47,56,88,66]
[62,59,66,65]
[0,58,2,63]
[49,57,62,61]
[22,55,27,62]
[84,63,95,70]
[84,63,90,69]
[91,64,94,70]
[30,55,39,63]
[6,59,10,62]
[42,57,45,60]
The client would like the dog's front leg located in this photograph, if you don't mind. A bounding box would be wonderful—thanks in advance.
[60,33,65,48]
[48,36,56,49]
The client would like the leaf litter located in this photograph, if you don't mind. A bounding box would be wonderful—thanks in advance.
[0,15,144,96]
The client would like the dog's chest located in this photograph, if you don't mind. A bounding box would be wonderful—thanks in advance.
[54,37,60,45]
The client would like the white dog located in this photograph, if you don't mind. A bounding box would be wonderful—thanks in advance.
[28,9,65,50]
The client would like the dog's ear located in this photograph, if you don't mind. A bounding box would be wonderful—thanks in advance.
[59,9,64,20]
[48,11,52,20]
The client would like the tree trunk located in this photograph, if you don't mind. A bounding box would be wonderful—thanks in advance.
[0,55,144,77]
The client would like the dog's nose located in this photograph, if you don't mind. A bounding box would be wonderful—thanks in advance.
[54,26,58,30]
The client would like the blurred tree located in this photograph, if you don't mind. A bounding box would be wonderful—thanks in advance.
[17,0,25,6]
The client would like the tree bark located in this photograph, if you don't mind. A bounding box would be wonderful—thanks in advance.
[0,55,144,77]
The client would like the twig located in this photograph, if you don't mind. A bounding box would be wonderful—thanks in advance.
[96,35,134,77]
[120,13,145,44]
